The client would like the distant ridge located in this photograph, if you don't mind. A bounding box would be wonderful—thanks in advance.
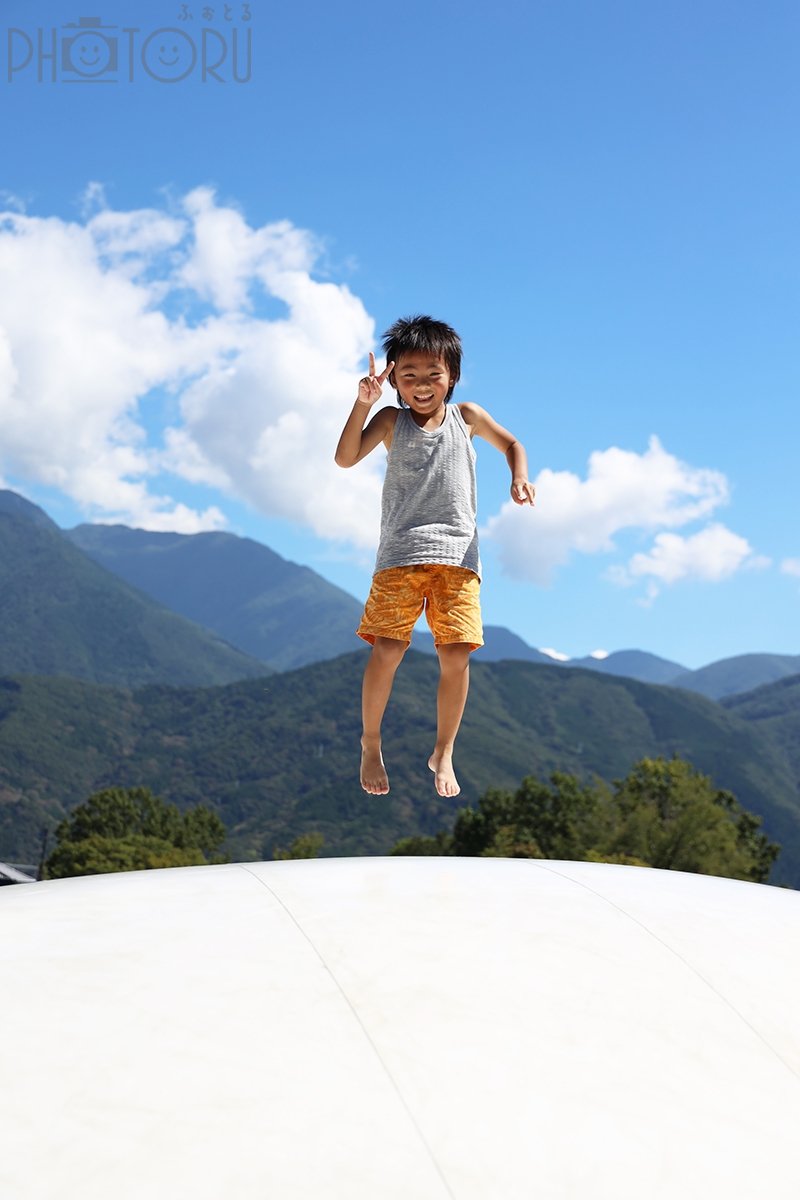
[0,489,58,531]
[0,500,271,686]
[1,491,795,698]
[568,649,687,685]
[671,654,800,700]
[415,632,686,683]
[413,626,554,664]
[67,524,365,671]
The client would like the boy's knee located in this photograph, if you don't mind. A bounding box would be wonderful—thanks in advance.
[436,642,472,669]
[372,636,408,664]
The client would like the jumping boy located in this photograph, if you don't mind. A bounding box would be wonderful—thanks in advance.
[334,315,535,799]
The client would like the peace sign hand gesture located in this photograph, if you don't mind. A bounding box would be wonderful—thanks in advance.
[357,351,395,408]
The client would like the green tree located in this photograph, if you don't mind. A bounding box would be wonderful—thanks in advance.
[608,757,779,882]
[44,786,228,878]
[451,772,618,860]
[390,756,780,883]
[272,831,325,860]
[392,831,454,857]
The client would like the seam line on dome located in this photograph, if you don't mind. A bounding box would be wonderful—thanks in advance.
[535,863,800,1086]
[237,864,457,1200]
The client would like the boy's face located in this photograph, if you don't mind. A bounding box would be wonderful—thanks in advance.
[392,352,452,415]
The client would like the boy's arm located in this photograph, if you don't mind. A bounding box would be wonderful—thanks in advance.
[459,402,536,506]
[334,401,395,468]
[334,352,396,468]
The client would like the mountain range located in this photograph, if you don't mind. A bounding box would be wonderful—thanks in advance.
[0,492,270,686]
[40,497,797,698]
[2,653,799,888]
[66,521,365,671]
[1,488,799,886]
[1,488,798,695]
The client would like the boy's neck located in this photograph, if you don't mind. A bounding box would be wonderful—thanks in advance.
[409,402,448,431]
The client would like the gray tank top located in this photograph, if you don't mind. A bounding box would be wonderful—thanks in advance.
[374,403,481,579]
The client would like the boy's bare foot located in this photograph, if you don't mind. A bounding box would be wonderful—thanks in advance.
[361,737,389,795]
[428,749,460,798]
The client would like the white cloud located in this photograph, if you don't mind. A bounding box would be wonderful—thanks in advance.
[87,204,187,281]
[0,190,29,214]
[0,324,19,408]
[177,186,318,312]
[166,263,382,548]
[483,436,730,585]
[1,185,773,592]
[623,524,759,586]
[79,180,108,219]
[0,187,384,539]
[0,211,171,507]
[781,558,800,578]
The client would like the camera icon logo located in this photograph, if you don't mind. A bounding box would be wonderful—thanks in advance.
[61,15,118,80]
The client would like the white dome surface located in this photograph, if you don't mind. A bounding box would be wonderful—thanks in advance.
[2,855,800,1198]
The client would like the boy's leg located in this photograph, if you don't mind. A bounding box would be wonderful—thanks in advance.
[361,636,408,794]
[357,567,425,795]
[428,642,471,798]
[424,566,482,798]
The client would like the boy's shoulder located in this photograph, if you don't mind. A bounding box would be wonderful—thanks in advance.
[379,405,400,431]
[456,401,517,454]
[457,401,487,434]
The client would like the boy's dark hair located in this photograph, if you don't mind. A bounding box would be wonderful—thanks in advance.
[382,314,462,406]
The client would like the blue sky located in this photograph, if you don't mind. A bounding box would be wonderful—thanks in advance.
[1,0,798,669]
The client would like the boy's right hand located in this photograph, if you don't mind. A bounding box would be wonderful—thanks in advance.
[357,351,395,407]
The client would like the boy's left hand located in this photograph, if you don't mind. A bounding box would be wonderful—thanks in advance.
[511,479,536,506]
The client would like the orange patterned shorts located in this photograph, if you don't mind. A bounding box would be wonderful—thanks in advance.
[357,563,483,652]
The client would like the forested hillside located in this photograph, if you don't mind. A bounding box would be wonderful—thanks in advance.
[2,654,798,886]
[0,498,270,686]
